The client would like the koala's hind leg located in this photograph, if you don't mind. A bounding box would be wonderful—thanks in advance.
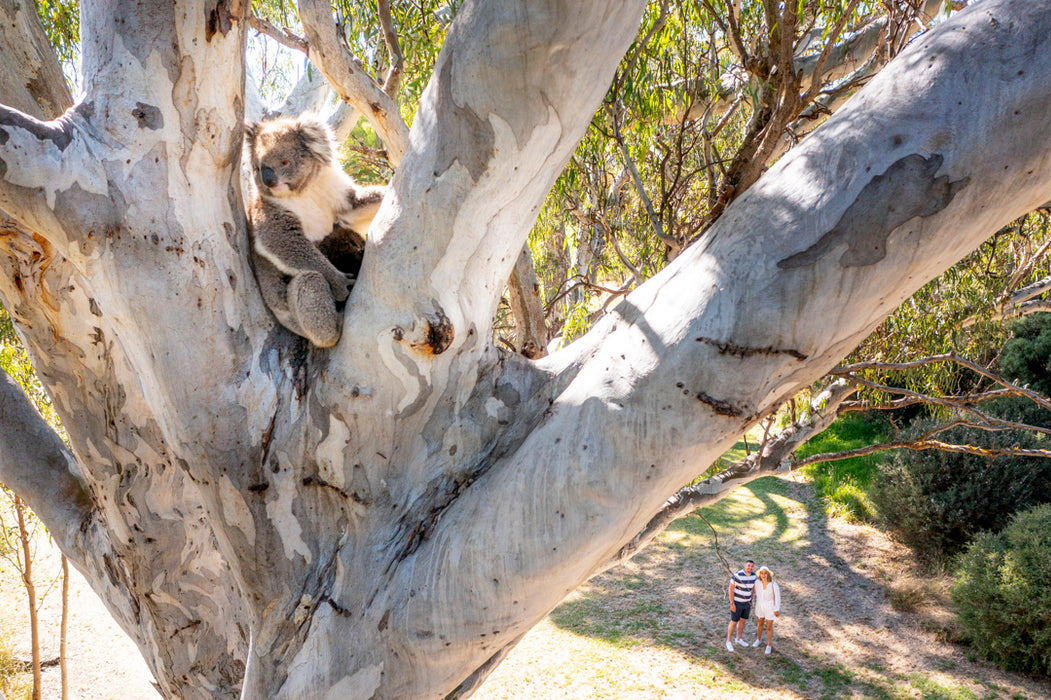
[287,271,343,347]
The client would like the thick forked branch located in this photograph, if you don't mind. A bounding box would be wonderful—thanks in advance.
[344,0,649,363]
[299,0,409,164]
[391,7,1051,695]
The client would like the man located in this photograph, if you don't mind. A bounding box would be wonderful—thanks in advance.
[725,559,757,652]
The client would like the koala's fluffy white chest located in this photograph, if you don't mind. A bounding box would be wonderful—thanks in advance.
[271,167,352,243]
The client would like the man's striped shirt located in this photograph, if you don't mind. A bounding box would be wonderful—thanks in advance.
[731,569,757,604]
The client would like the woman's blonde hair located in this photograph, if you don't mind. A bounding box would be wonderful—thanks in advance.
[757,566,774,581]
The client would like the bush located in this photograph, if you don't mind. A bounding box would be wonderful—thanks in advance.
[1001,313,1051,397]
[871,414,1051,559]
[952,504,1051,675]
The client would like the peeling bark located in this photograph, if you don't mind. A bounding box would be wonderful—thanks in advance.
[779,153,970,268]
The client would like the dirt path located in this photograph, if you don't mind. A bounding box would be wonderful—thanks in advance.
[3,475,1050,698]
[0,539,158,699]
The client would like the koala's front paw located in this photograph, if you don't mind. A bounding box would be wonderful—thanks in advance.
[330,273,353,302]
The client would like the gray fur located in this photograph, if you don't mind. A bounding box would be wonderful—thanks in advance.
[244,116,387,347]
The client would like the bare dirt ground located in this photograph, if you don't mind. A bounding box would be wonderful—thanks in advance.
[3,474,1050,699]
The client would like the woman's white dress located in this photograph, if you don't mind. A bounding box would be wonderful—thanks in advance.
[754,580,781,620]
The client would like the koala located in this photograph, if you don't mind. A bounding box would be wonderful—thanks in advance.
[244,115,386,347]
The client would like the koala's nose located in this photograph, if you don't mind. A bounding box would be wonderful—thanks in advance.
[261,166,277,188]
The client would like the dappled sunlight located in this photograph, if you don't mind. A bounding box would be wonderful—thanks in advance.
[477,477,1051,699]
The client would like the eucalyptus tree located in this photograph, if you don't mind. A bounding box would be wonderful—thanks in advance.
[1,2,1050,699]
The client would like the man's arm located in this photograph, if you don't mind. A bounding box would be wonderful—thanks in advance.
[728,578,736,610]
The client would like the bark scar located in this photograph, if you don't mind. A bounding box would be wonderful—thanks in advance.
[399,304,454,355]
[695,391,746,417]
[778,153,970,269]
[132,102,163,130]
[695,336,807,361]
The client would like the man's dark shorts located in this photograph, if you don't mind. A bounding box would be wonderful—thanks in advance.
[730,602,751,621]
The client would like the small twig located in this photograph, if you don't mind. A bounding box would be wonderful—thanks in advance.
[376,0,404,98]
[544,275,631,313]
[793,440,1051,470]
[834,353,1051,413]
[800,0,864,104]
[694,511,734,578]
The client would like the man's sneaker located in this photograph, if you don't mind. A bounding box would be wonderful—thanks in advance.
[752,639,762,648]
[765,645,772,655]
[735,637,748,647]
[725,641,735,652]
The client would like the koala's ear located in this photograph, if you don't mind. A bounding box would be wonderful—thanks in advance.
[244,121,259,146]
[296,116,336,164]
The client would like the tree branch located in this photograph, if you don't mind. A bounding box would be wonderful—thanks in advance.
[677,0,947,124]
[609,104,680,254]
[248,13,309,54]
[833,354,1051,414]
[340,0,648,365]
[0,105,99,243]
[0,368,92,555]
[376,0,405,98]
[298,0,409,165]
[506,246,549,359]
[793,439,1051,469]
[0,0,73,120]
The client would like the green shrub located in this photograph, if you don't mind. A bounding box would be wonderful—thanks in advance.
[1001,313,1051,397]
[952,504,1051,675]
[871,415,1051,559]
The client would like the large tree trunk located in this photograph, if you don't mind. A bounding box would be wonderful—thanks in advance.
[0,1,1050,698]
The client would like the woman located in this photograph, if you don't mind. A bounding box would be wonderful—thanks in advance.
[751,566,781,654]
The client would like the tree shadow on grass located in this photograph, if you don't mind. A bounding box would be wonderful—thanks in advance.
[548,476,1049,699]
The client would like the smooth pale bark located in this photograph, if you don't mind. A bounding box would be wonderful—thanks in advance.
[0,1,254,697]
[0,1,1049,699]
[0,0,72,120]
